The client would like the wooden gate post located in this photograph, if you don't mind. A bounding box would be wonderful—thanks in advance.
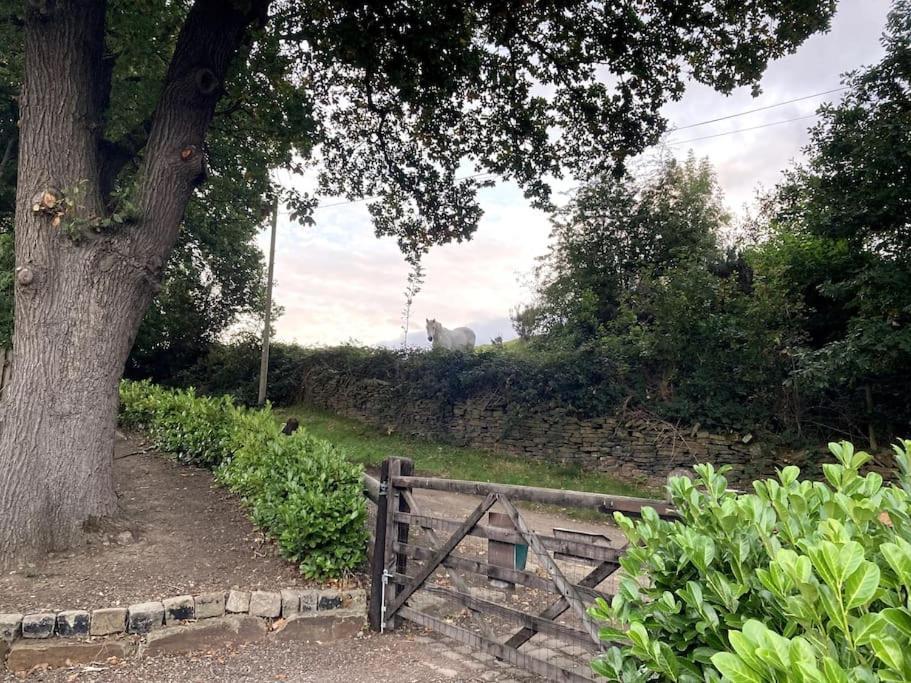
[368,457,413,631]
[368,459,392,631]
[389,458,413,629]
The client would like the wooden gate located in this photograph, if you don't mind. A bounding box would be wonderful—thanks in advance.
[366,458,674,682]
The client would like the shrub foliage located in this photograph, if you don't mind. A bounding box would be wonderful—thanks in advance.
[591,439,911,682]
[119,380,367,578]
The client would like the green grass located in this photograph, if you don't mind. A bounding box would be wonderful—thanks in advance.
[274,404,658,505]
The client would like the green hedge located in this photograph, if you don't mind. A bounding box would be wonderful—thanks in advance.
[172,339,830,434]
[178,341,631,421]
[591,438,911,682]
[118,380,367,578]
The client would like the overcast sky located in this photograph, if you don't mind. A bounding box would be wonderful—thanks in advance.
[262,0,892,349]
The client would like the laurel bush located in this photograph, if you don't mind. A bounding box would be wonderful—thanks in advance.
[591,439,911,682]
[119,379,367,578]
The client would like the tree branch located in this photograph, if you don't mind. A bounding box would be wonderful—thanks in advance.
[129,0,271,270]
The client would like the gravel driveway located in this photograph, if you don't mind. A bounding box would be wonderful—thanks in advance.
[2,630,541,682]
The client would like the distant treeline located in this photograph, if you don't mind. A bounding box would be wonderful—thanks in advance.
[141,17,910,449]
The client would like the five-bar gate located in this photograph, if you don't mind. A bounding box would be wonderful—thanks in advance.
[366,458,674,681]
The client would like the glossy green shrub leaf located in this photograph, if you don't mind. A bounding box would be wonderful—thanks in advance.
[119,380,367,579]
[590,439,911,682]
[711,653,762,683]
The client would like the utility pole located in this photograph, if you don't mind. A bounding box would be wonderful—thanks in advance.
[257,196,278,406]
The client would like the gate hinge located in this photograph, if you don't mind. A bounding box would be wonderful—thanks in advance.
[380,569,395,633]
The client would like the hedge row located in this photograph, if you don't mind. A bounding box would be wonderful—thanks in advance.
[118,380,367,579]
[170,339,814,432]
[176,340,633,420]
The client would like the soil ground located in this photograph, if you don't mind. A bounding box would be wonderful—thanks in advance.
[2,433,626,681]
[0,433,348,614]
[1,629,539,682]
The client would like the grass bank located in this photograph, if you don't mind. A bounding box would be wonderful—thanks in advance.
[274,404,658,504]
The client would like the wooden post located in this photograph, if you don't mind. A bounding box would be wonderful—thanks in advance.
[391,458,413,628]
[257,197,278,406]
[368,459,391,631]
[488,511,518,590]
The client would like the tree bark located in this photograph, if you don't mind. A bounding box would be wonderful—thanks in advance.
[0,0,269,567]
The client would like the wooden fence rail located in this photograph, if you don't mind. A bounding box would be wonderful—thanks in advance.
[390,474,675,518]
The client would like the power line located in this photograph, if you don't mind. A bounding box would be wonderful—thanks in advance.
[314,198,365,210]
[670,86,845,132]
[284,171,497,212]
[666,113,821,146]
[281,103,830,212]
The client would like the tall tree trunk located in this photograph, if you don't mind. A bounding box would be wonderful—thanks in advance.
[0,0,268,567]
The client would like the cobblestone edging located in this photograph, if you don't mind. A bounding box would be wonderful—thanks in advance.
[0,587,365,673]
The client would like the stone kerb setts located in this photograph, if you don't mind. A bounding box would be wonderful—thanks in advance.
[0,587,366,673]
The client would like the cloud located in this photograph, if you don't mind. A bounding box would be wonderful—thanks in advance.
[264,0,891,347]
[660,0,891,207]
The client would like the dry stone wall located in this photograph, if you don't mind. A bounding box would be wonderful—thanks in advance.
[301,377,779,487]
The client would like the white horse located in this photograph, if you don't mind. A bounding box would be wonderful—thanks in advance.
[426,318,476,352]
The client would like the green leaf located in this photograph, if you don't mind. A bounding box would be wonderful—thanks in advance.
[881,608,911,638]
[843,561,880,609]
[852,613,887,646]
[627,622,650,651]
[711,653,763,683]
[729,630,765,674]
[821,657,850,683]
[872,636,905,671]
[881,539,911,587]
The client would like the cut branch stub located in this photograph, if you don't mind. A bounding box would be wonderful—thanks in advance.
[180,146,197,161]
[15,267,35,286]
[98,253,116,272]
[31,188,61,214]
[194,68,219,96]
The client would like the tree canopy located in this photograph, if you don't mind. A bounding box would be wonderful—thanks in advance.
[0,0,839,250]
[514,0,911,441]
[0,0,839,564]
[755,1,911,438]
[528,153,729,345]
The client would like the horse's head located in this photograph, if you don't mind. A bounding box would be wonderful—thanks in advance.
[425,318,439,342]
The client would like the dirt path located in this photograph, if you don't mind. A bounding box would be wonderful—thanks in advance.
[0,433,338,613]
[0,434,622,681]
[1,630,539,682]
